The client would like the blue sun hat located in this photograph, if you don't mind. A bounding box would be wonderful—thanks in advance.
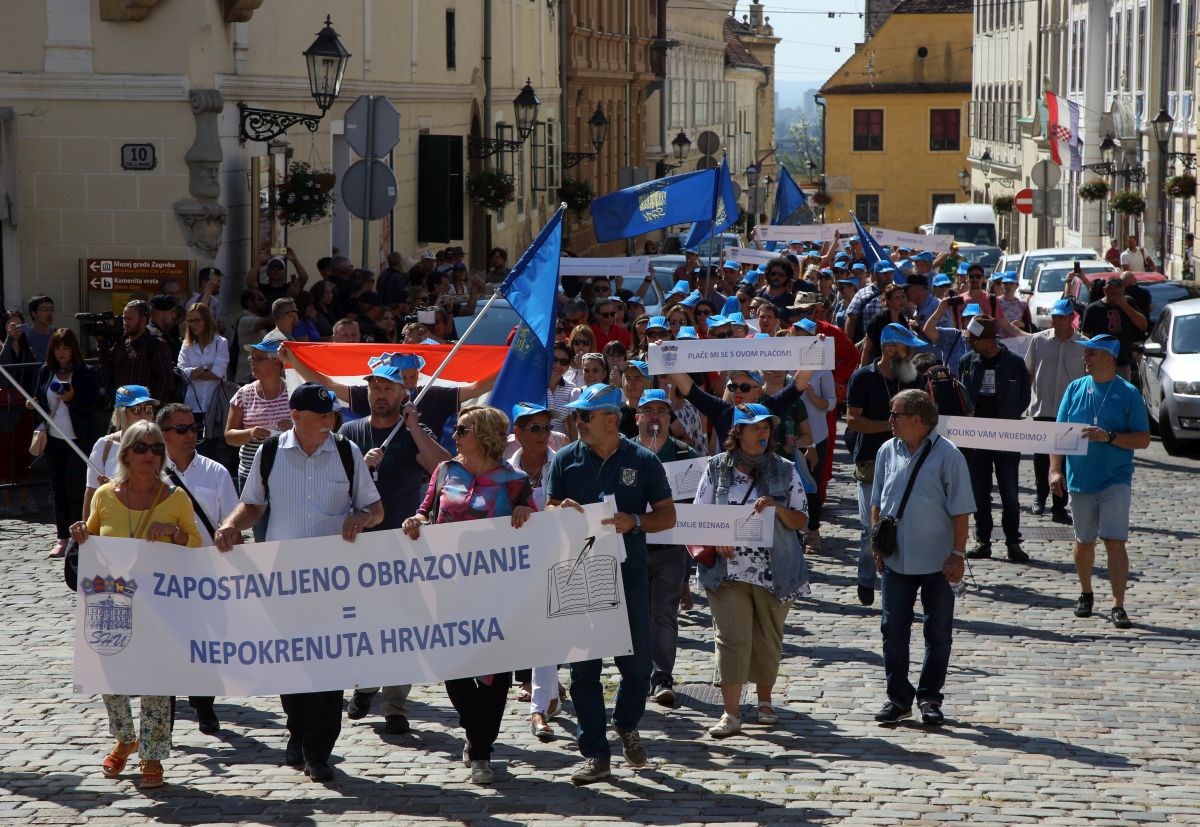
[727,311,747,327]
[625,359,650,377]
[722,259,740,271]
[1079,333,1120,358]
[912,251,935,263]
[114,385,157,408]
[565,383,622,412]
[637,388,671,408]
[245,338,283,355]
[706,315,732,329]
[511,401,549,425]
[957,261,971,275]
[721,295,741,316]
[646,315,670,331]
[732,402,779,427]
[679,290,703,308]
[792,317,818,334]
[666,280,690,300]
[675,325,699,340]
[932,274,952,287]
[368,351,426,372]
[1050,298,1075,317]
[880,322,924,348]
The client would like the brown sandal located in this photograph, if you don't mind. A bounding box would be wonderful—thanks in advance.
[138,760,164,789]
[101,740,138,778]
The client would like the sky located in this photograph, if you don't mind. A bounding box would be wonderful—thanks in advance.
[731,0,867,85]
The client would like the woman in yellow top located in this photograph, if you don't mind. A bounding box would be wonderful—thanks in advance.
[69,419,201,790]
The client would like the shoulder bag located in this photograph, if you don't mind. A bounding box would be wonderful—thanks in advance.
[687,468,758,568]
[871,438,934,558]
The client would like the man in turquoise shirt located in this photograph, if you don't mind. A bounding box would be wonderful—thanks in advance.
[1050,334,1150,629]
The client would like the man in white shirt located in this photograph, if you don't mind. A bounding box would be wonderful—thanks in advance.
[1119,235,1150,272]
[158,402,239,735]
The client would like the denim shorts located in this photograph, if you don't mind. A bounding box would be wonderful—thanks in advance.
[1068,484,1131,543]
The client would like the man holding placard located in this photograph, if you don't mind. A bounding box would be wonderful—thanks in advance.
[1050,334,1150,629]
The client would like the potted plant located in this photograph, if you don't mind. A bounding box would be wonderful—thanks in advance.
[1078,179,1110,202]
[559,176,595,217]
[1165,173,1197,199]
[992,195,1014,213]
[1109,190,1147,215]
[276,161,336,226]
[467,168,516,212]
[811,191,832,206]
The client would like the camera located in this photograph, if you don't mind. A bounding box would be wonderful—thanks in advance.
[75,311,123,340]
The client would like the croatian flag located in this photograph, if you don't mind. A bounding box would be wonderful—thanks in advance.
[1045,92,1082,172]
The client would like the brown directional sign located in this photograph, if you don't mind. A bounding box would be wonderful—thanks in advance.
[81,258,191,292]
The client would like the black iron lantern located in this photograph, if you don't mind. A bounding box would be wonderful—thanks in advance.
[671,131,692,163]
[304,16,351,114]
[514,79,541,142]
[587,105,609,153]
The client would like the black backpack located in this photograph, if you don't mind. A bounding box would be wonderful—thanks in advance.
[259,432,355,500]
[925,365,973,418]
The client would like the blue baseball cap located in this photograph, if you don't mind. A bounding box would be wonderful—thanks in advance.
[511,401,549,424]
[957,262,971,275]
[734,369,765,383]
[792,317,818,334]
[988,271,1005,282]
[818,268,834,278]
[637,388,671,409]
[646,315,669,331]
[896,259,914,274]
[706,314,731,329]
[625,359,650,377]
[666,280,690,298]
[727,311,747,326]
[289,382,336,414]
[932,274,952,287]
[1080,334,1120,358]
[963,302,984,317]
[1001,273,1019,284]
[834,253,850,262]
[565,383,623,412]
[626,293,644,306]
[732,402,779,427]
[675,325,699,340]
[880,323,924,348]
[913,251,936,263]
[872,260,895,274]
[114,385,157,408]
[679,290,703,308]
[805,251,821,259]
[722,295,741,315]
[741,270,761,286]
[245,338,283,355]
[722,259,740,270]
[1050,298,1075,317]
[368,351,426,372]
[851,262,867,272]
[836,276,861,287]
[364,365,406,384]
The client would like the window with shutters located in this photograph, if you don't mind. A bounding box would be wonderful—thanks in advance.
[930,109,960,151]
[855,194,880,225]
[446,10,456,70]
[546,119,561,190]
[853,109,883,151]
[531,121,546,192]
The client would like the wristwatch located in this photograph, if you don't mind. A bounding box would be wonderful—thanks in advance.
[951,549,966,558]
[1106,430,1117,444]
[631,513,643,533]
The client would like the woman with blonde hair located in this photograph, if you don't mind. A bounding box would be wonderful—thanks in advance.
[403,405,536,785]
[82,385,159,521]
[178,302,230,448]
[68,420,201,789]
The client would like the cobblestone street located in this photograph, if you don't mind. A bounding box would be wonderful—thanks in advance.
[2,436,1199,826]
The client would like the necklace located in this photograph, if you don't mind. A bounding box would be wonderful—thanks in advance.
[122,481,157,538]
[1089,377,1117,426]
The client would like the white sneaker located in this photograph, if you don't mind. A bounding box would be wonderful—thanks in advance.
[708,712,741,737]
[470,760,493,784]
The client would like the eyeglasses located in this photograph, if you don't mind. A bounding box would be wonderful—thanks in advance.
[165,423,202,435]
[129,441,166,456]
[554,356,572,366]
[888,410,914,419]
[727,382,759,393]
[576,409,613,423]
[249,355,275,363]
[519,423,552,434]
[452,425,472,437]
[130,404,157,416]
[598,311,617,318]
[668,319,683,328]
[694,309,712,317]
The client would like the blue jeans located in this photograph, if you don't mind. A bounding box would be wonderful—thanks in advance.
[880,566,954,708]
[967,449,1022,545]
[570,560,651,760]
[856,479,877,590]
[647,546,689,687]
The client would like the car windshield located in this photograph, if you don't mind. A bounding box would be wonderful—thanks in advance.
[1036,266,1111,294]
[959,247,1001,267]
[1172,313,1200,354]
[1024,252,1093,278]
[1146,283,1199,323]
[935,223,996,245]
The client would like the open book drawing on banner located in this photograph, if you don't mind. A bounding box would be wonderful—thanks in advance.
[548,537,621,618]
[669,459,704,499]
[1054,427,1083,453]
[796,338,830,369]
[734,512,766,544]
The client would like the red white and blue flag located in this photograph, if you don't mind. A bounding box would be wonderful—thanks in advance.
[1045,91,1082,171]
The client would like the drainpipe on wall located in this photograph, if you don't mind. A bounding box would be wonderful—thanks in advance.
[483,0,493,140]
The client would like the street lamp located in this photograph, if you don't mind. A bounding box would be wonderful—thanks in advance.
[806,159,816,181]
[1152,108,1174,270]
[980,148,992,176]
[238,15,351,142]
[562,104,609,168]
[671,131,693,164]
[958,168,970,195]
[468,79,542,159]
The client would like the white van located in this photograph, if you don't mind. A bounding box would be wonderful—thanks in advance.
[932,203,998,247]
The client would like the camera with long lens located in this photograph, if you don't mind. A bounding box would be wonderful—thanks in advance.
[74,311,123,340]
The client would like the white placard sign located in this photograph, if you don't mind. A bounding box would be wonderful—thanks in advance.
[647,337,835,375]
[73,507,630,696]
[1000,335,1031,360]
[937,416,1088,455]
[722,246,777,266]
[661,456,709,500]
[870,228,955,253]
[558,256,649,278]
[647,504,775,546]
[754,223,856,242]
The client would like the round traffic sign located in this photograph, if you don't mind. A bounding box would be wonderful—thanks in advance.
[696,130,721,156]
[1014,188,1034,215]
[341,159,398,220]
[1031,160,1061,189]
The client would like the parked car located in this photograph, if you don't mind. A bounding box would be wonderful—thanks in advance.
[1015,247,1100,296]
[1029,260,1118,329]
[995,253,1022,279]
[1066,271,1167,329]
[1136,297,1200,454]
[1143,280,1200,325]
[955,243,1004,277]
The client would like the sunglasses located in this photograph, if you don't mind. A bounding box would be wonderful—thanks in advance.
[519,423,552,434]
[165,423,202,435]
[554,356,572,366]
[888,410,915,419]
[129,441,166,456]
[727,382,759,393]
[598,311,617,318]
[668,320,683,328]
[694,309,712,317]
[130,404,158,416]
[452,425,472,437]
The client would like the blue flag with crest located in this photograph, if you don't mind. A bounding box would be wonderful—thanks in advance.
[682,156,738,249]
[771,166,808,225]
[590,167,718,242]
[489,206,565,417]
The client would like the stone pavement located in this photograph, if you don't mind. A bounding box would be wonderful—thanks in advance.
[2,436,1199,826]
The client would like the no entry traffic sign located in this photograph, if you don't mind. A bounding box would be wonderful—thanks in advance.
[1014,188,1034,215]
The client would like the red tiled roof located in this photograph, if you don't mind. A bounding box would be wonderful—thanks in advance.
[724,16,762,69]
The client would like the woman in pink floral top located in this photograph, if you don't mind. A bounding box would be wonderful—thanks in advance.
[403,405,536,785]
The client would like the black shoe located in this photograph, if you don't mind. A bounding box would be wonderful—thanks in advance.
[1006,543,1029,563]
[304,760,334,783]
[857,585,874,606]
[1074,592,1094,618]
[347,689,376,720]
[284,739,304,767]
[1031,502,1046,516]
[873,701,912,724]
[918,701,944,726]
[383,714,411,735]
[1050,509,1073,525]
[196,709,220,735]
[1109,606,1132,629]
[965,542,992,559]
[651,681,676,707]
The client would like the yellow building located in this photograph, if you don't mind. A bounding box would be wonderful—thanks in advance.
[818,0,972,233]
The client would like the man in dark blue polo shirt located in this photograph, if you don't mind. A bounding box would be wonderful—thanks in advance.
[546,383,676,786]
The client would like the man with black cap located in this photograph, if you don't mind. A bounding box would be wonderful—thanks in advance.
[340,362,450,735]
[1080,274,1149,381]
[214,382,382,783]
[957,315,1032,563]
[259,248,310,304]
[148,294,183,361]
[355,292,385,342]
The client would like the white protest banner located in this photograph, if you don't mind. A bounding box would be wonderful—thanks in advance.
[754,223,856,243]
[662,456,709,500]
[870,227,955,254]
[647,504,775,546]
[73,507,630,696]
[937,416,1088,455]
[647,336,834,375]
[722,247,777,267]
[558,256,649,278]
